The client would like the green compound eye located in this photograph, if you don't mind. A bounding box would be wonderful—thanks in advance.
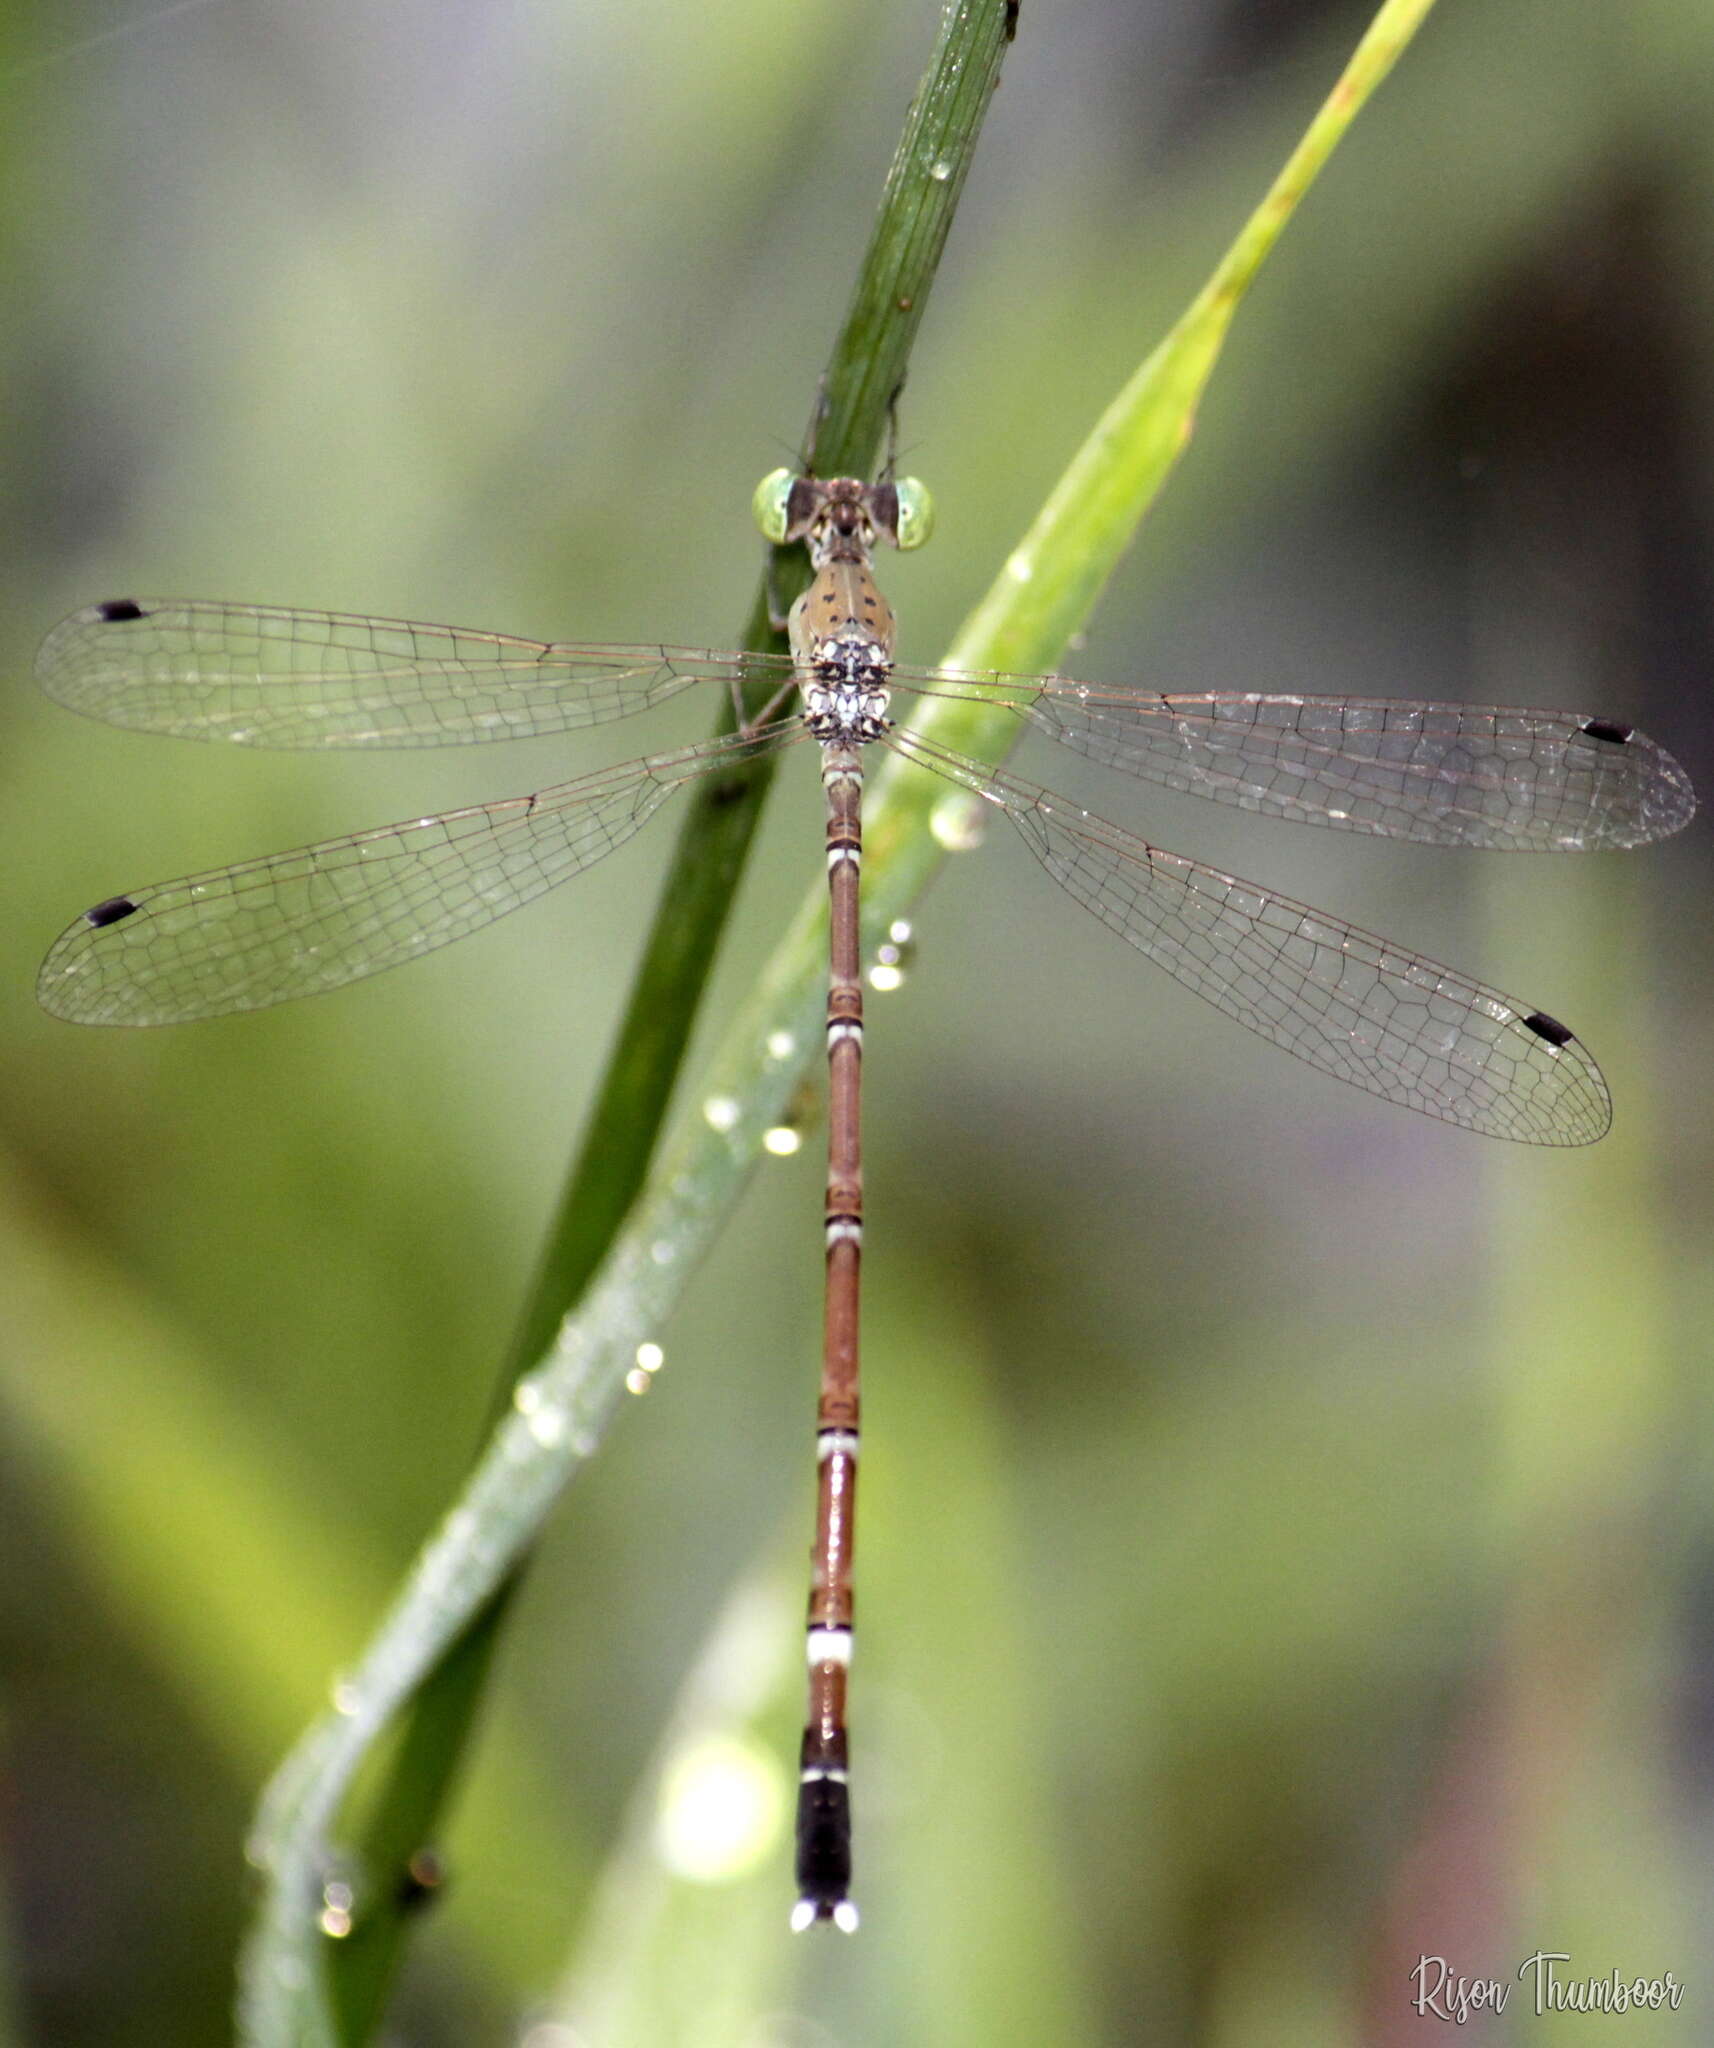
[892,477,933,552]
[753,467,796,543]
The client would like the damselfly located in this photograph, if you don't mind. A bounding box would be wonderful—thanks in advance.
[35,469,1696,1929]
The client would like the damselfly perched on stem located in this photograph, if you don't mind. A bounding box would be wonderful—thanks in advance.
[35,467,1695,1928]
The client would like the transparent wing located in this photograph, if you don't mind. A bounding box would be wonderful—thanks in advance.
[883,664,1695,851]
[37,599,797,748]
[39,724,802,1025]
[888,728,1611,1145]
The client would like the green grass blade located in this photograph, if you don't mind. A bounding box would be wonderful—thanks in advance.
[240,4,1019,2042]
[239,1,1437,2037]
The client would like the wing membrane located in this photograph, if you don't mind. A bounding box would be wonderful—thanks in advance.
[883,665,1694,851]
[37,599,796,748]
[39,724,800,1025]
[888,728,1611,1145]
[40,602,1694,849]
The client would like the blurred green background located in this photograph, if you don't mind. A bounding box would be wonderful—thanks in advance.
[3,0,1713,2042]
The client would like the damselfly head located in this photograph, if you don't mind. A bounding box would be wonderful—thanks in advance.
[753,470,933,555]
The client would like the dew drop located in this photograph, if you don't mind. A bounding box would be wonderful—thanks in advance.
[763,1125,803,1157]
[703,1094,741,1133]
[525,1403,567,1447]
[319,1879,356,1939]
[869,916,918,990]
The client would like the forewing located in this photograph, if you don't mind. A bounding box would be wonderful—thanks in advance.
[37,599,791,748]
[890,730,1611,1145]
[883,665,1695,850]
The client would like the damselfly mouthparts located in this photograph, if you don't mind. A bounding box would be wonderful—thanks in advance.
[35,471,1696,1928]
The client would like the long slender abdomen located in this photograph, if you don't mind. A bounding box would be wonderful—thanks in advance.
[793,743,865,1933]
